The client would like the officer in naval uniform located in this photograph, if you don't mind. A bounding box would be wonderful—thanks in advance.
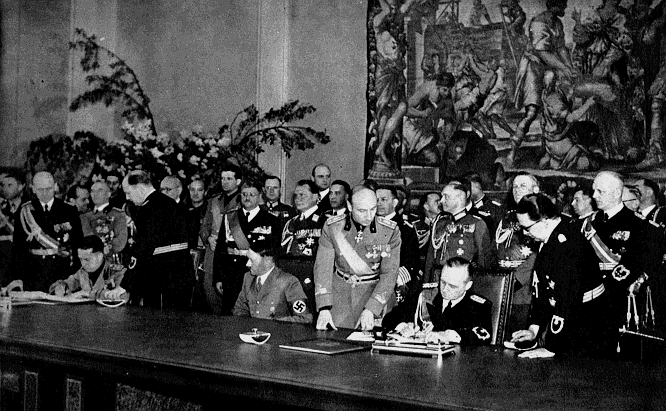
[214,180,280,315]
[512,194,614,359]
[424,182,494,286]
[233,245,312,323]
[383,257,492,345]
[12,172,83,292]
[314,188,401,331]
[80,181,127,266]
[278,180,324,317]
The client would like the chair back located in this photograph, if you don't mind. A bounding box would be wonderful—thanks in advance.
[470,271,514,345]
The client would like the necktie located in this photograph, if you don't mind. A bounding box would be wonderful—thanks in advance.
[300,214,305,221]
[255,277,262,293]
[244,211,250,220]
[43,204,49,215]
[443,300,452,314]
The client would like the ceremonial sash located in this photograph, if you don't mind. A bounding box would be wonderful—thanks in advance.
[331,225,373,275]
[19,204,60,251]
[581,214,621,265]
[211,199,223,236]
[280,216,296,250]
[227,211,250,250]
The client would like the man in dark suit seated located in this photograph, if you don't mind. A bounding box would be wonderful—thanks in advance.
[233,244,312,323]
[383,257,492,345]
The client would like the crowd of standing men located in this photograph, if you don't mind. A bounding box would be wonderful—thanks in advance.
[1,163,665,360]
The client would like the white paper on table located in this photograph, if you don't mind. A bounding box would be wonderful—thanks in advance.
[346,331,375,342]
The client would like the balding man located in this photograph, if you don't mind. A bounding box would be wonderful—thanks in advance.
[313,188,401,330]
[585,172,654,332]
[123,171,193,309]
[80,181,128,264]
[424,182,494,287]
[11,171,83,291]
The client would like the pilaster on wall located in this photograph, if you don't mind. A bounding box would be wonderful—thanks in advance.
[256,0,289,199]
[67,0,119,140]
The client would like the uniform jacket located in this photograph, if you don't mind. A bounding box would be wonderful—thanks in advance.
[80,206,128,255]
[316,192,332,215]
[424,212,494,284]
[262,201,296,231]
[132,191,191,292]
[49,261,128,301]
[200,190,241,246]
[233,267,312,323]
[281,210,325,258]
[218,208,280,256]
[383,289,493,345]
[12,198,83,274]
[313,214,401,328]
[530,220,611,355]
[474,196,503,231]
[390,213,421,299]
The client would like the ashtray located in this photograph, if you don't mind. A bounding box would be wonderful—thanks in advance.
[239,328,271,345]
[96,299,127,308]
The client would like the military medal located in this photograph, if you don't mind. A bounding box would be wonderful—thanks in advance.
[355,232,363,243]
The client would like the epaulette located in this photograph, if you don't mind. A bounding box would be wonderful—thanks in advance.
[326,214,346,225]
[648,219,660,228]
[20,201,31,208]
[376,216,397,230]
[491,200,502,207]
[470,294,487,304]
[478,210,490,217]
[561,212,571,218]
[471,215,482,220]
[404,220,413,228]
[112,207,124,213]
[229,206,241,212]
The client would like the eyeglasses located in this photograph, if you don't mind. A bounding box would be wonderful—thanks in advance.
[161,187,177,193]
[241,192,259,198]
[521,219,542,234]
[622,199,638,204]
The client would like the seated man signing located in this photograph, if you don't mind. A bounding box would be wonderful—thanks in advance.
[383,257,492,345]
[233,244,312,324]
[49,235,128,301]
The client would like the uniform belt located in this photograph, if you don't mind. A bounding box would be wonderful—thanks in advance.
[335,269,378,286]
[153,242,188,255]
[0,235,12,242]
[29,248,58,256]
[582,284,605,303]
[599,262,618,271]
[227,247,248,256]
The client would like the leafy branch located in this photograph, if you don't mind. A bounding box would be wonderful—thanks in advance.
[69,28,157,136]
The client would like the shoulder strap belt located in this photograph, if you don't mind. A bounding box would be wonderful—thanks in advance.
[227,212,251,250]
[581,214,621,265]
[19,205,60,250]
[331,225,373,276]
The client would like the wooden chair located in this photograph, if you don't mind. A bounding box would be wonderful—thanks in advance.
[470,271,514,345]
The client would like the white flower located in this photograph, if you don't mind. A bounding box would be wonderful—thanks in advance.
[194,138,205,147]
[149,147,164,159]
[179,130,189,139]
[193,125,204,134]
[133,144,142,151]
[189,155,200,166]
[165,166,172,175]
[178,169,186,179]
[157,132,170,144]
[557,234,567,243]
[177,153,183,162]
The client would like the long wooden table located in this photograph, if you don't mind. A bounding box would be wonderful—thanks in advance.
[0,304,665,410]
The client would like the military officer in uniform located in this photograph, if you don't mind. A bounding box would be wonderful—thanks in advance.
[585,172,654,329]
[279,180,324,316]
[12,171,83,292]
[199,163,242,314]
[512,194,614,359]
[423,182,494,286]
[49,235,128,302]
[312,164,333,214]
[467,172,503,230]
[413,192,441,263]
[495,172,540,333]
[383,257,493,345]
[0,170,25,283]
[262,175,295,230]
[123,171,193,310]
[214,180,280,315]
[233,244,312,324]
[376,186,421,304]
[636,178,666,227]
[80,181,127,265]
[314,188,401,330]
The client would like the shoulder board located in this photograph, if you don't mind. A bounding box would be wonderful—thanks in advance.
[561,212,571,218]
[478,210,490,217]
[326,214,346,225]
[404,221,413,228]
[229,206,241,212]
[20,201,32,208]
[112,207,125,213]
[471,215,482,220]
[377,216,397,229]
[470,294,487,304]
[649,219,660,228]
[491,200,501,206]
[312,214,319,222]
